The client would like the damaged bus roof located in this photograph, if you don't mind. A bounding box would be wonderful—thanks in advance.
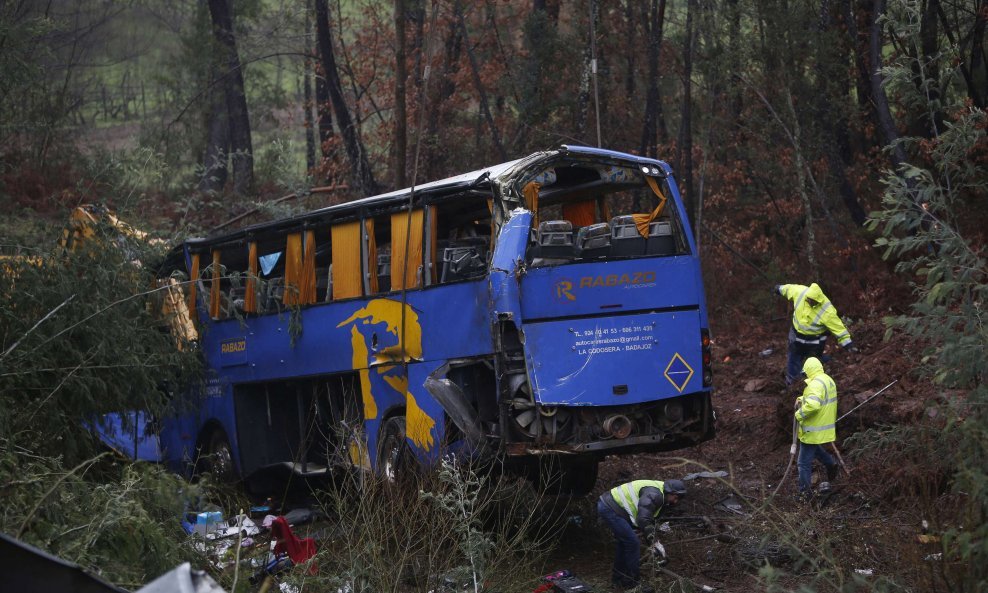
[179,145,672,251]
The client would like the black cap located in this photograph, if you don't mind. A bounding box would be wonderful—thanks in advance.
[664,479,687,496]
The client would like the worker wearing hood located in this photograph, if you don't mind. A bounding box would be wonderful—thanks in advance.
[794,357,839,497]
[775,282,857,384]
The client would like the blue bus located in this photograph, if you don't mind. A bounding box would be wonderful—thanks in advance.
[100,145,713,494]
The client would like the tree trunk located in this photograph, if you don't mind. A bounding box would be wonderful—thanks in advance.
[515,0,551,151]
[199,82,229,193]
[207,0,254,195]
[394,0,407,188]
[816,0,867,225]
[426,18,462,178]
[907,0,942,137]
[678,0,696,231]
[315,0,379,197]
[870,0,908,170]
[454,0,507,161]
[640,0,667,157]
[303,1,316,174]
[937,0,986,108]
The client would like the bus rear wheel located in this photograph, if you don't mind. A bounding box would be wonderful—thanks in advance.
[378,416,414,483]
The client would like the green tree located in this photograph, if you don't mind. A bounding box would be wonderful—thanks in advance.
[866,2,988,590]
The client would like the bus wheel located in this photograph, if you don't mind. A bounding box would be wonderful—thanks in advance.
[561,459,599,497]
[378,416,413,483]
[202,429,237,484]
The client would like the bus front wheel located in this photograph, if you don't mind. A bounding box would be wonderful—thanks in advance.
[201,429,237,484]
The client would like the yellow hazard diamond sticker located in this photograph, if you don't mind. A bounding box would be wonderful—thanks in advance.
[664,353,694,393]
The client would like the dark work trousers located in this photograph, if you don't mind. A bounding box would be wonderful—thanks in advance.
[798,442,837,493]
[786,328,826,384]
[597,497,640,587]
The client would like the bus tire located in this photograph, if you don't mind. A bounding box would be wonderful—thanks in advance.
[537,458,598,497]
[202,429,237,484]
[561,459,599,497]
[378,416,413,482]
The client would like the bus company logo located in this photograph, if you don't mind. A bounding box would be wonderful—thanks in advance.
[578,271,656,289]
[220,338,247,354]
[554,279,576,302]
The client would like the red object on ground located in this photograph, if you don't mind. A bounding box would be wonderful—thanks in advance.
[270,516,318,574]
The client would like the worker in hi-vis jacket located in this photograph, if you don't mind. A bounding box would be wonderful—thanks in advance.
[795,357,840,498]
[775,282,858,385]
[597,479,687,590]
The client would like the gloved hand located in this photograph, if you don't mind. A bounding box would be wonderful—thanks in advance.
[773,285,782,297]
[794,397,803,410]
[650,540,668,565]
[846,342,860,354]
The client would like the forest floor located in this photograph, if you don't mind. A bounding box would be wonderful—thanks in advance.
[546,313,934,592]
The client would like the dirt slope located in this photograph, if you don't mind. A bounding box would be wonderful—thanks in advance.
[549,314,930,592]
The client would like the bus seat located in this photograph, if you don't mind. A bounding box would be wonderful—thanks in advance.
[441,237,487,283]
[646,219,675,255]
[535,220,575,259]
[576,222,611,259]
[610,215,646,257]
[229,286,247,314]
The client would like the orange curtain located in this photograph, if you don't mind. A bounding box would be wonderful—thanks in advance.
[632,176,669,237]
[332,221,363,299]
[244,241,258,313]
[562,200,597,227]
[299,230,317,304]
[523,181,540,226]
[487,198,495,251]
[391,209,424,290]
[209,249,222,319]
[188,253,200,315]
[284,233,303,305]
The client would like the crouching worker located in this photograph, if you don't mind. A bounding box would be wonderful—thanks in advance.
[597,479,687,590]
[795,357,839,498]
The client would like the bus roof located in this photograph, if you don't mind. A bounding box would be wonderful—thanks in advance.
[181,145,671,251]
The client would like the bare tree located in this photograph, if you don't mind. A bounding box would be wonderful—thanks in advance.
[394,0,408,188]
[453,0,506,161]
[200,0,254,193]
[315,0,379,196]
[678,0,697,230]
[640,0,667,157]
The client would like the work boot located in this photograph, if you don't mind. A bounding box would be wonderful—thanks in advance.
[826,463,839,483]
[818,481,832,494]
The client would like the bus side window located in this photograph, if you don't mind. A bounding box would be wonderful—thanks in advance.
[433,197,491,284]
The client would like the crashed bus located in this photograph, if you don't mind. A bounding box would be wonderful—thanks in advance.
[101,145,714,494]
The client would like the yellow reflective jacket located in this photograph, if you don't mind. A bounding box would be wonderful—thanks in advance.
[609,479,666,529]
[795,357,837,444]
[778,283,852,346]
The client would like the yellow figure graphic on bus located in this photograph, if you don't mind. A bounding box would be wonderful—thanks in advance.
[337,299,436,451]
